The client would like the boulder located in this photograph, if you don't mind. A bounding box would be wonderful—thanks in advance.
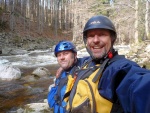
[32,67,51,78]
[23,102,52,113]
[16,99,53,113]
[0,65,21,80]
[9,49,28,55]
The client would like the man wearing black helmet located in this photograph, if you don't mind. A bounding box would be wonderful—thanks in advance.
[83,15,116,60]
[83,15,150,113]
[64,15,150,113]
[47,40,90,113]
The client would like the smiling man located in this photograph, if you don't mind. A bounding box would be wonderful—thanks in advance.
[83,15,150,113]
[55,41,77,70]
[65,15,150,113]
[86,29,111,59]
[47,40,77,113]
[47,40,90,113]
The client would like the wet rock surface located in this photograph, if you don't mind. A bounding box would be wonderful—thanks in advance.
[0,64,59,113]
[0,78,53,113]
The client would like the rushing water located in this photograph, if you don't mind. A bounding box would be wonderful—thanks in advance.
[0,49,58,67]
[0,49,60,113]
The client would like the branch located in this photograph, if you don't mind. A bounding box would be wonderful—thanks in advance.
[114,3,136,10]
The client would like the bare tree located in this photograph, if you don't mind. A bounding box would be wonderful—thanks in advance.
[134,0,139,43]
[145,0,149,40]
[9,0,15,32]
[0,0,4,9]
[45,0,49,24]
[0,0,149,45]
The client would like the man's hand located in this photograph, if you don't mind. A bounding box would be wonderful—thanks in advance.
[56,67,63,78]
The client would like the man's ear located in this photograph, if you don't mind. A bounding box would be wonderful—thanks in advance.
[74,53,77,59]
[74,53,77,57]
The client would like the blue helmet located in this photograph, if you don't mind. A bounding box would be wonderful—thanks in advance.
[54,40,77,56]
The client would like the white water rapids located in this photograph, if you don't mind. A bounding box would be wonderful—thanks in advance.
[0,45,130,68]
[0,49,58,67]
[0,48,90,68]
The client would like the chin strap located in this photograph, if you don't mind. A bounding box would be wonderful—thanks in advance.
[105,48,117,60]
[95,49,116,64]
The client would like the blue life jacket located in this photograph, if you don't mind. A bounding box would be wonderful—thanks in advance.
[48,71,68,113]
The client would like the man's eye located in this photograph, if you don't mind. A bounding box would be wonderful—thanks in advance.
[87,35,94,38]
[57,54,61,57]
[101,34,106,36]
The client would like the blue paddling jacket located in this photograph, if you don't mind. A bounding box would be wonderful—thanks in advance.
[90,53,150,113]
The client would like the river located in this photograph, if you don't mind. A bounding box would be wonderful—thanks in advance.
[0,46,138,112]
[0,49,60,113]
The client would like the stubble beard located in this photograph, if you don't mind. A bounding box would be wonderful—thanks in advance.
[92,48,107,59]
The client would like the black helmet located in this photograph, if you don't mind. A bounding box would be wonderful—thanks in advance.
[83,15,116,37]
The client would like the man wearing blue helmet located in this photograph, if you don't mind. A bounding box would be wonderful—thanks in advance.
[62,15,150,113]
[54,41,77,71]
[47,40,90,113]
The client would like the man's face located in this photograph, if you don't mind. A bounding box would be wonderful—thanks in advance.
[86,28,112,59]
[57,50,76,70]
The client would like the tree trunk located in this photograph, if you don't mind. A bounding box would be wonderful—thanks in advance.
[134,0,139,43]
[145,0,149,40]
[54,0,58,38]
[10,0,14,32]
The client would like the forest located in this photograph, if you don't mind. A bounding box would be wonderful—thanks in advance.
[0,1,150,112]
[0,0,149,45]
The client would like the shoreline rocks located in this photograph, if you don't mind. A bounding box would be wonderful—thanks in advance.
[0,65,21,80]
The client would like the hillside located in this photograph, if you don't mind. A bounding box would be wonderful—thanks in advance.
[1,12,73,39]
[0,12,74,51]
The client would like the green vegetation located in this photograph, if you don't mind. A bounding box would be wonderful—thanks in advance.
[0,7,3,14]
[0,20,8,31]
[13,36,22,43]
